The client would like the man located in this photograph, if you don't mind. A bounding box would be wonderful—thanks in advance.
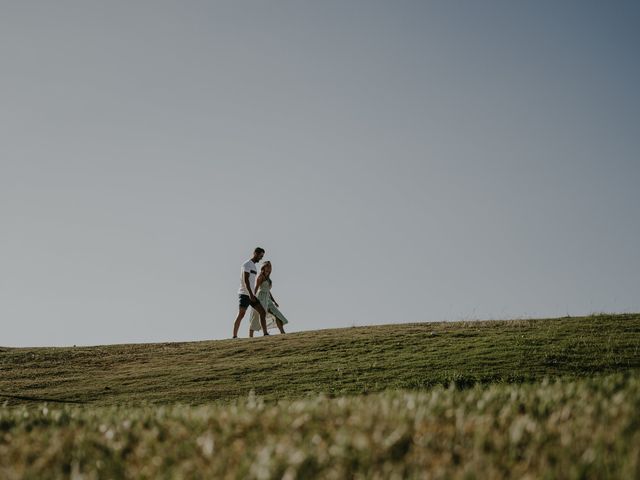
[232,247,269,338]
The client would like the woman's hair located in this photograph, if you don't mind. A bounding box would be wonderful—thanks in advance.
[261,261,273,284]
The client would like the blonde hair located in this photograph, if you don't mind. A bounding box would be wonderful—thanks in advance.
[260,261,272,284]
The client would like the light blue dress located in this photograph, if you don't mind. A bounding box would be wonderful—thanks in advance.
[249,278,289,331]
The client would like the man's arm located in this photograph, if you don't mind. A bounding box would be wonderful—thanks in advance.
[244,272,255,298]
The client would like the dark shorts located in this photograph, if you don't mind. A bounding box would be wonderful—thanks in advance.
[239,294,260,309]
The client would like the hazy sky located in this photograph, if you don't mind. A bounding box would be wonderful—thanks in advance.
[2,1,639,347]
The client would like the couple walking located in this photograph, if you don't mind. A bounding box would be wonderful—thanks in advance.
[232,247,289,338]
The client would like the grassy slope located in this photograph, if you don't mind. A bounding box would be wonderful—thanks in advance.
[3,375,640,479]
[1,314,639,406]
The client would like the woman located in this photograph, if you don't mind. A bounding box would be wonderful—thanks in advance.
[249,261,288,336]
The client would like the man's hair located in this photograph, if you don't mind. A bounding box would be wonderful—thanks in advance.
[254,247,265,254]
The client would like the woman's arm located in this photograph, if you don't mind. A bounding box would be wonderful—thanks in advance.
[269,292,278,307]
[255,273,265,292]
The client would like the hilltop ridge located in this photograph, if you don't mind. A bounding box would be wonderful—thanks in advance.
[1,314,639,406]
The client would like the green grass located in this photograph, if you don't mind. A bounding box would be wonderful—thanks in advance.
[2,374,639,479]
[2,313,640,478]
[1,313,639,405]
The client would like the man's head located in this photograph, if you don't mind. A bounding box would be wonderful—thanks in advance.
[252,247,265,262]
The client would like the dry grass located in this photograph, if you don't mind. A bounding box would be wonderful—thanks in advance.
[1,373,639,479]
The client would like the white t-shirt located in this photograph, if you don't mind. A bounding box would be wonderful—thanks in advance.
[238,259,258,295]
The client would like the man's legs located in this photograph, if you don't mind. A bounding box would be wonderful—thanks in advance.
[233,307,247,338]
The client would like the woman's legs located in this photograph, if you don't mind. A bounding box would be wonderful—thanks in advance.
[269,310,286,334]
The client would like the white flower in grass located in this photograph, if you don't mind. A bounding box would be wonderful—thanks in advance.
[197,432,215,457]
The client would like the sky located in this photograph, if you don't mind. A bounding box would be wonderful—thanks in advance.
[1,1,639,347]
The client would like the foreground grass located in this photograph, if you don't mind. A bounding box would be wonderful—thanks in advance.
[1,373,639,479]
[1,314,640,405]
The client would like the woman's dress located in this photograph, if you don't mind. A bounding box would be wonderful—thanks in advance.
[249,278,289,331]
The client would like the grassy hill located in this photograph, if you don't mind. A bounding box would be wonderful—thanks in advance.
[3,374,639,479]
[2,313,639,405]
[2,313,640,479]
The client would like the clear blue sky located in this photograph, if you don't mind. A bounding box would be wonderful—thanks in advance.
[2,1,639,346]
